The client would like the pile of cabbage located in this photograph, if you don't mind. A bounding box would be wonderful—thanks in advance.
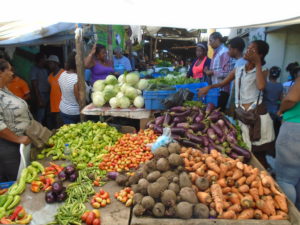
[92,72,148,109]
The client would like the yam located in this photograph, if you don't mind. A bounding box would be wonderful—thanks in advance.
[154,147,169,158]
[157,176,169,191]
[128,173,140,185]
[147,182,163,199]
[161,190,177,207]
[141,196,155,210]
[133,193,144,205]
[133,204,145,216]
[152,203,165,217]
[176,202,193,219]
[179,172,192,188]
[193,203,209,218]
[168,153,183,167]
[136,168,148,179]
[173,176,179,183]
[195,177,210,191]
[162,171,177,182]
[116,173,129,186]
[145,159,156,172]
[146,171,161,182]
[131,184,139,193]
[168,183,180,194]
[157,158,170,172]
[138,178,149,195]
[168,142,181,154]
[179,187,198,204]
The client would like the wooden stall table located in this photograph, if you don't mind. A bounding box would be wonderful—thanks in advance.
[81,104,153,129]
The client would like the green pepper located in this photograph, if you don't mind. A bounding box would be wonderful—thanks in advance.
[31,161,44,173]
[7,195,21,210]
[0,207,5,219]
[0,195,8,207]
[3,195,14,210]
[9,181,26,196]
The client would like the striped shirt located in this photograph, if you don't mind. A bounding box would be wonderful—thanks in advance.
[58,71,80,115]
[210,44,236,93]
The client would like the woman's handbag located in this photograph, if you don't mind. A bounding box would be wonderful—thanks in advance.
[25,119,52,149]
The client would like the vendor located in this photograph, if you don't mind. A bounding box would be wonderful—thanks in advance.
[275,76,300,209]
[198,40,275,167]
[84,44,114,85]
[113,47,132,75]
[0,59,31,182]
[187,43,211,83]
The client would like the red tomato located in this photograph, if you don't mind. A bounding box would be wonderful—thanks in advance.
[81,211,89,222]
[86,212,95,225]
[93,218,101,225]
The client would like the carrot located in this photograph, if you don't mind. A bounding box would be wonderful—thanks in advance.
[222,187,231,194]
[257,180,264,196]
[243,164,252,176]
[219,163,229,179]
[185,166,193,172]
[183,158,190,167]
[263,187,271,195]
[241,195,255,209]
[207,170,219,181]
[226,177,235,187]
[210,149,219,158]
[226,170,233,177]
[205,156,221,174]
[276,210,288,218]
[246,168,258,185]
[238,184,250,193]
[274,195,288,213]
[249,188,260,202]
[217,178,227,188]
[256,198,276,216]
[250,180,259,188]
[211,183,224,215]
[219,210,236,219]
[237,208,254,219]
[254,209,263,219]
[236,176,247,186]
[181,147,187,153]
[228,193,240,205]
[192,162,203,171]
[189,172,198,183]
[269,215,287,220]
[197,192,212,204]
[223,201,231,210]
[232,168,243,180]
[236,161,244,170]
[188,160,195,167]
[231,187,244,200]
[228,204,242,213]
[261,213,269,220]
[180,152,189,158]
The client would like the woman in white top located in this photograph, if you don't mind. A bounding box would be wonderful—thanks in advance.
[199,40,275,166]
[58,52,80,124]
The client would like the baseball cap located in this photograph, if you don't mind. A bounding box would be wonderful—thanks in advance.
[47,55,60,63]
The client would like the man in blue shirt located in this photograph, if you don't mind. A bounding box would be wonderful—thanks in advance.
[113,47,132,75]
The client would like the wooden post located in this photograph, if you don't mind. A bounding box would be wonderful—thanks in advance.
[107,25,113,62]
[75,26,86,121]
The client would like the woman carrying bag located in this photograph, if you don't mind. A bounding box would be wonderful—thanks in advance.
[198,40,275,167]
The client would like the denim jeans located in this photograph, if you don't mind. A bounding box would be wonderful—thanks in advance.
[60,112,80,125]
[275,122,300,209]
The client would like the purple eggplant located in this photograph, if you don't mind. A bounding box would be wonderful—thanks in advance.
[226,132,237,145]
[207,111,222,122]
[231,144,251,161]
[210,124,223,138]
[173,116,187,123]
[207,128,217,141]
[176,123,189,129]
[222,116,237,133]
[154,125,163,134]
[219,135,226,143]
[163,113,172,127]
[181,139,200,149]
[155,116,165,126]
[171,109,191,117]
[229,151,245,162]
[186,132,204,145]
[205,103,215,116]
[171,127,186,135]
[146,120,155,128]
[171,134,181,142]
[187,111,198,123]
[190,123,206,132]
[202,136,209,147]
[170,106,187,112]
[217,119,225,128]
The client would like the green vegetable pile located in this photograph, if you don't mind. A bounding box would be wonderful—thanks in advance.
[41,121,123,167]
[183,101,205,108]
[148,76,200,87]
[77,167,107,185]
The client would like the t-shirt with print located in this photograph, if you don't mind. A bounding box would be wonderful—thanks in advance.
[0,88,31,135]
[30,66,50,93]
[58,71,80,115]
[48,69,64,113]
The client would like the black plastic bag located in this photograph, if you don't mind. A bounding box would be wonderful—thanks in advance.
[162,89,194,109]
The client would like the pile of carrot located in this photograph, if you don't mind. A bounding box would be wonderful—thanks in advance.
[180,147,289,220]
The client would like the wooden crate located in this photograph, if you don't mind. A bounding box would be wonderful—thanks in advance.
[131,154,300,225]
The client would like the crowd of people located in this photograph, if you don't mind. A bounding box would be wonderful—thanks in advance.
[0,31,299,210]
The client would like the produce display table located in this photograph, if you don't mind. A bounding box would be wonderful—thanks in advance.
[20,159,131,225]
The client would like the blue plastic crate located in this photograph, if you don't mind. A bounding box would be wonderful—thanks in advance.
[152,73,165,78]
[205,88,220,106]
[143,90,176,110]
[174,82,208,101]
[0,181,14,189]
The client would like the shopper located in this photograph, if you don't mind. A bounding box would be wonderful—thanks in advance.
[7,71,30,100]
[199,40,275,167]
[205,32,236,111]
[84,44,114,85]
[187,42,211,83]
[263,66,283,137]
[30,52,49,125]
[275,77,300,209]
[113,47,132,75]
[47,55,64,129]
[58,52,80,125]
[0,59,31,182]
[283,62,300,97]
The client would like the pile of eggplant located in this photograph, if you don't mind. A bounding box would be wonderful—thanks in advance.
[147,103,251,162]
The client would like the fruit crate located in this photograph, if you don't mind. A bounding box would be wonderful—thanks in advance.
[0,181,14,189]
[143,90,177,110]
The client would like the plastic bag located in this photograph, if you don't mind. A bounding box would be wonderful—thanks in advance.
[151,128,173,152]
[162,88,194,109]
[17,144,31,180]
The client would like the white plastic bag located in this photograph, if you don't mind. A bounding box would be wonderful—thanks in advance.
[17,144,31,180]
[151,128,173,152]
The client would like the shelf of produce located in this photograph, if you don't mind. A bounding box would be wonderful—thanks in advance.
[20,158,131,225]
